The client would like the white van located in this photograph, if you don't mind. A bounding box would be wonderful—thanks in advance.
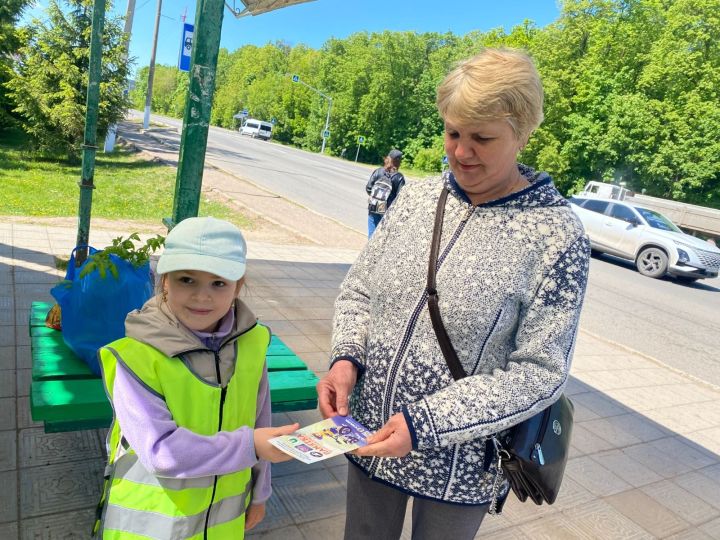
[239,118,273,140]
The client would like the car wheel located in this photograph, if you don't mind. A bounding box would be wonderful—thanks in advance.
[636,247,668,278]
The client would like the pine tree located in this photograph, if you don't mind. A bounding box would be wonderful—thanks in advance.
[0,0,32,128]
[7,0,131,159]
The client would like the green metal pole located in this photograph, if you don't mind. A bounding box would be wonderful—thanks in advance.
[169,0,225,226]
[75,0,107,265]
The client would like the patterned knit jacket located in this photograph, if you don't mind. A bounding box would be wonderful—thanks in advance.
[330,166,590,505]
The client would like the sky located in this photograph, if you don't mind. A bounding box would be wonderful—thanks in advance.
[23,0,561,75]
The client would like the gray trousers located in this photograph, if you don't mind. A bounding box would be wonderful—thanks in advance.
[344,463,489,540]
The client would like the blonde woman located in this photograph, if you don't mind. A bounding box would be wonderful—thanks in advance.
[318,49,590,539]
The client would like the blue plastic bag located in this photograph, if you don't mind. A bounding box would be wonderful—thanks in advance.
[50,246,154,375]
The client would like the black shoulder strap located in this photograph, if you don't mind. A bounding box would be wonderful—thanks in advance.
[426,187,467,381]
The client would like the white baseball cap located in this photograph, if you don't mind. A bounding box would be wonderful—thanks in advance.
[157,217,247,281]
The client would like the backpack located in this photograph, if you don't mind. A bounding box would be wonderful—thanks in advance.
[368,169,397,214]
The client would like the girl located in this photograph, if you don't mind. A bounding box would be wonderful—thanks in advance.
[94,217,299,539]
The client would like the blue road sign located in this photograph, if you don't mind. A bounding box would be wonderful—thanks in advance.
[292,74,300,83]
[358,135,365,144]
[178,23,194,72]
[271,117,277,125]
[323,129,331,138]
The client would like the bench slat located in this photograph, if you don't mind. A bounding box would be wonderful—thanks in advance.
[267,336,294,356]
[266,355,308,371]
[31,379,113,423]
[31,370,319,424]
[45,418,111,433]
[32,349,95,380]
[29,302,319,432]
[267,370,319,402]
[32,344,308,381]
[30,301,54,328]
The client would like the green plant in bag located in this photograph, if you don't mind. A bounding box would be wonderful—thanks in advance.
[79,234,165,279]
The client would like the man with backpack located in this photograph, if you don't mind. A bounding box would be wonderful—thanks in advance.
[366,149,405,237]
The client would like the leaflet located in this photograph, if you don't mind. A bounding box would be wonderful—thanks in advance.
[269,415,372,464]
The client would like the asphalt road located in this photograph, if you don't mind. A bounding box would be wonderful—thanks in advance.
[132,112,720,387]
[581,253,720,386]
[128,111,373,232]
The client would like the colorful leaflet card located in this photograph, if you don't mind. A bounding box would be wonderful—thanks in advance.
[269,415,372,464]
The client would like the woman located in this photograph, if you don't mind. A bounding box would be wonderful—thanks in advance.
[366,149,405,237]
[317,48,590,539]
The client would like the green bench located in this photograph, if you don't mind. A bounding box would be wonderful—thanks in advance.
[29,301,319,433]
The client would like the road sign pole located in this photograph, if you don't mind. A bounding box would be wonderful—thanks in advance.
[320,97,332,154]
[354,135,365,162]
[170,0,225,226]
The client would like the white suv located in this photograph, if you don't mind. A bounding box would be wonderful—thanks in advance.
[570,196,720,282]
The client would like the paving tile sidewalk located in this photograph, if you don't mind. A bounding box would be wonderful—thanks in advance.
[1,222,720,539]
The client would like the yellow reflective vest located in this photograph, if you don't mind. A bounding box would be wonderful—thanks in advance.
[94,324,268,539]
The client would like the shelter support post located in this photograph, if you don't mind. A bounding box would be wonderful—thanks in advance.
[75,0,107,265]
[170,0,225,227]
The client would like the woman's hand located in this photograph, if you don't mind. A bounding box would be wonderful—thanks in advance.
[245,502,265,530]
[316,360,358,418]
[253,423,300,463]
[353,413,412,458]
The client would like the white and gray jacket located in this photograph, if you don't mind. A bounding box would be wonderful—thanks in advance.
[331,166,590,505]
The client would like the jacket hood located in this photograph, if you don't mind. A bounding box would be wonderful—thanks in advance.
[124,295,258,357]
[446,164,567,210]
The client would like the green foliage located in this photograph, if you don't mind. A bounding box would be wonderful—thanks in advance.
[0,0,32,129]
[6,0,131,159]
[36,0,717,208]
[407,134,445,173]
[130,65,188,117]
[79,233,165,280]
[0,129,250,224]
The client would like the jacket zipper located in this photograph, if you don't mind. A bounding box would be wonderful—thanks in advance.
[203,351,226,538]
[369,201,475,478]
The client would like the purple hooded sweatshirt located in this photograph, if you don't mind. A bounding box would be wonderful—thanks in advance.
[111,298,272,505]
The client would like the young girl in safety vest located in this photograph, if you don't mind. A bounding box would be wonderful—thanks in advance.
[93,217,299,539]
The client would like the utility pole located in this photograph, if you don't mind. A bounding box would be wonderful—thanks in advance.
[143,0,162,129]
[75,0,107,264]
[104,0,136,152]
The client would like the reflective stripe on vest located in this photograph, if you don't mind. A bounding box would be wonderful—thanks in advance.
[96,324,269,539]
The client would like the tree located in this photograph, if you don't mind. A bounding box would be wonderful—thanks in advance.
[0,0,32,129]
[130,64,187,116]
[7,0,130,159]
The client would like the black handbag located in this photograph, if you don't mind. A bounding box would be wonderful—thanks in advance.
[426,186,574,511]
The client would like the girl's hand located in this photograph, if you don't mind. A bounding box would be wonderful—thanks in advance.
[245,502,265,530]
[253,423,300,462]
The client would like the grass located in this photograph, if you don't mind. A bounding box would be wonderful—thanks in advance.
[0,128,252,229]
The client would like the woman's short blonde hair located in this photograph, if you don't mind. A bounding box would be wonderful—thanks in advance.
[436,48,544,142]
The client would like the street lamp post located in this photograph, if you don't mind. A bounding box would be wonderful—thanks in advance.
[291,74,332,153]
